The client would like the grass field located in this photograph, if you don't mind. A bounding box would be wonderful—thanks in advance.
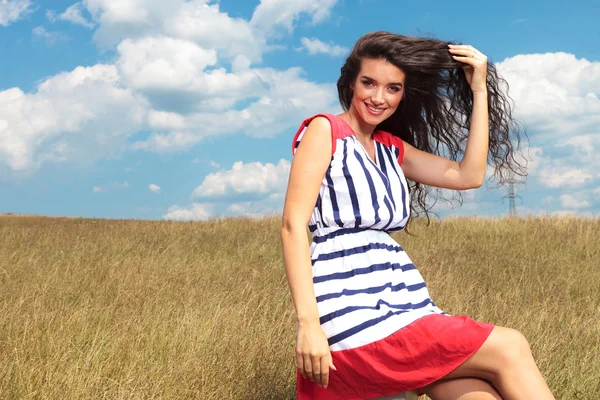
[0,215,599,399]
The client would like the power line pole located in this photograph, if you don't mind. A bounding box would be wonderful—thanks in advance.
[502,178,524,217]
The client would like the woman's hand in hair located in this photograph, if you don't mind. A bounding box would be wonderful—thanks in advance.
[448,44,488,94]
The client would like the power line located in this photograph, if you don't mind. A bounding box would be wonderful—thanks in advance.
[502,178,525,217]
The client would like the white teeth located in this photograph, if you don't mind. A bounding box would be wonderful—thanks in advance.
[366,104,384,112]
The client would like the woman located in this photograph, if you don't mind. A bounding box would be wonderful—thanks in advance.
[281,31,554,399]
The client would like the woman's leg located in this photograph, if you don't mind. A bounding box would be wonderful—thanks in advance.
[439,326,554,399]
[421,377,502,400]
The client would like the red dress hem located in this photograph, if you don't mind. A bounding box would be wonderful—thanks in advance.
[296,313,495,400]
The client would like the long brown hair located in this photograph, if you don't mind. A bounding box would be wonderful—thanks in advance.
[338,31,527,227]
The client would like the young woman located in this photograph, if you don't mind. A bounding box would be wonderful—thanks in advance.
[281,31,554,399]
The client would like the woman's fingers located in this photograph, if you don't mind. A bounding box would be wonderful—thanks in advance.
[448,44,488,92]
[320,355,330,388]
[449,49,487,69]
[449,44,478,52]
[449,45,487,61]
[312,353,322,385]
[330,357,337,372]
[449,47,475,57]
[302,353,328,387]
[295,326,337,388]
[298,352,337,388]
[304,354,314,382]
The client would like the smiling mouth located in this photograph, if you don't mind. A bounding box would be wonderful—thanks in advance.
[365,103,386,114]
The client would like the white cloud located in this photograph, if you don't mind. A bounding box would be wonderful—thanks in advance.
[516,139,600,198]
[562,134,598,156]
[192,159,290,198]
[130,67,338,152]
[250,0,338,35]
[226,198,283,219]
[83,0,264,62]
[116,36,218,91]
[495,54,600,195]
[163,159,290,220]
[147,110,186,131]
[48,2,95,28]
[149,183,160,193]
[115,35,264,112]
[163,193,285,221]
[0,0,34,27]
[496,53,600,138]
[538,165,593,188]
[527,147,544,172]
[84,0,154,26]
[83,0,340,60]
[163,202,214,221]
[164,1,263,63]
[560,194,590,209]
[130,131,202,153]
[0,64,146,173]
[32,26,70,44]
[0,0,338,175]
[222,67,339,136]
[299,37,348,56]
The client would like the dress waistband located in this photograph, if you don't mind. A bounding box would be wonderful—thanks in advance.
[311,226,390,243]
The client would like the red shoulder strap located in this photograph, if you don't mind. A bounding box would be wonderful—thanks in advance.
[291,113,341,157]
[375,130,405,165]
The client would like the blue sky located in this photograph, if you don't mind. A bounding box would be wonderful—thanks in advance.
[1,0,599,220]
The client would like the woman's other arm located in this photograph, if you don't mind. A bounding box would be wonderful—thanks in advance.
[401,90,489,190]
[281,116,337,387]
[281,116,331,324]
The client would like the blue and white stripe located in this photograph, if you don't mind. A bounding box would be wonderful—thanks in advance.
[293,116,446,352]
[295,133,411,233]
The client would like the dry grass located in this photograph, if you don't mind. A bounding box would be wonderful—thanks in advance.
[0,215,598,399]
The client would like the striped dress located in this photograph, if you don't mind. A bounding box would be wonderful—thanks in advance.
[292,113,494,400]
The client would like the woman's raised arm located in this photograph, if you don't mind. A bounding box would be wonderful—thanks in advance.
[401,44,490,191]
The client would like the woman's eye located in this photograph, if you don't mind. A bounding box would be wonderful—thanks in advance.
[389,86,401,93]
[362,80,373,86]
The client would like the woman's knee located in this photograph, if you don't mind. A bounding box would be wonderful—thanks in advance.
[489,326,533,366]
[431,325,535,383]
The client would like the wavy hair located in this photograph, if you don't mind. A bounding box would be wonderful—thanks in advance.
[337,31,527,229]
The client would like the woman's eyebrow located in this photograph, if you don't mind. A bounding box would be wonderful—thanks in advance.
[360,75,403,86]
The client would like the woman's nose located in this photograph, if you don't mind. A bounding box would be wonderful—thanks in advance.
[371,88,384,105]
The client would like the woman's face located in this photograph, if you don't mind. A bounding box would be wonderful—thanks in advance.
[349,58,406,126]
